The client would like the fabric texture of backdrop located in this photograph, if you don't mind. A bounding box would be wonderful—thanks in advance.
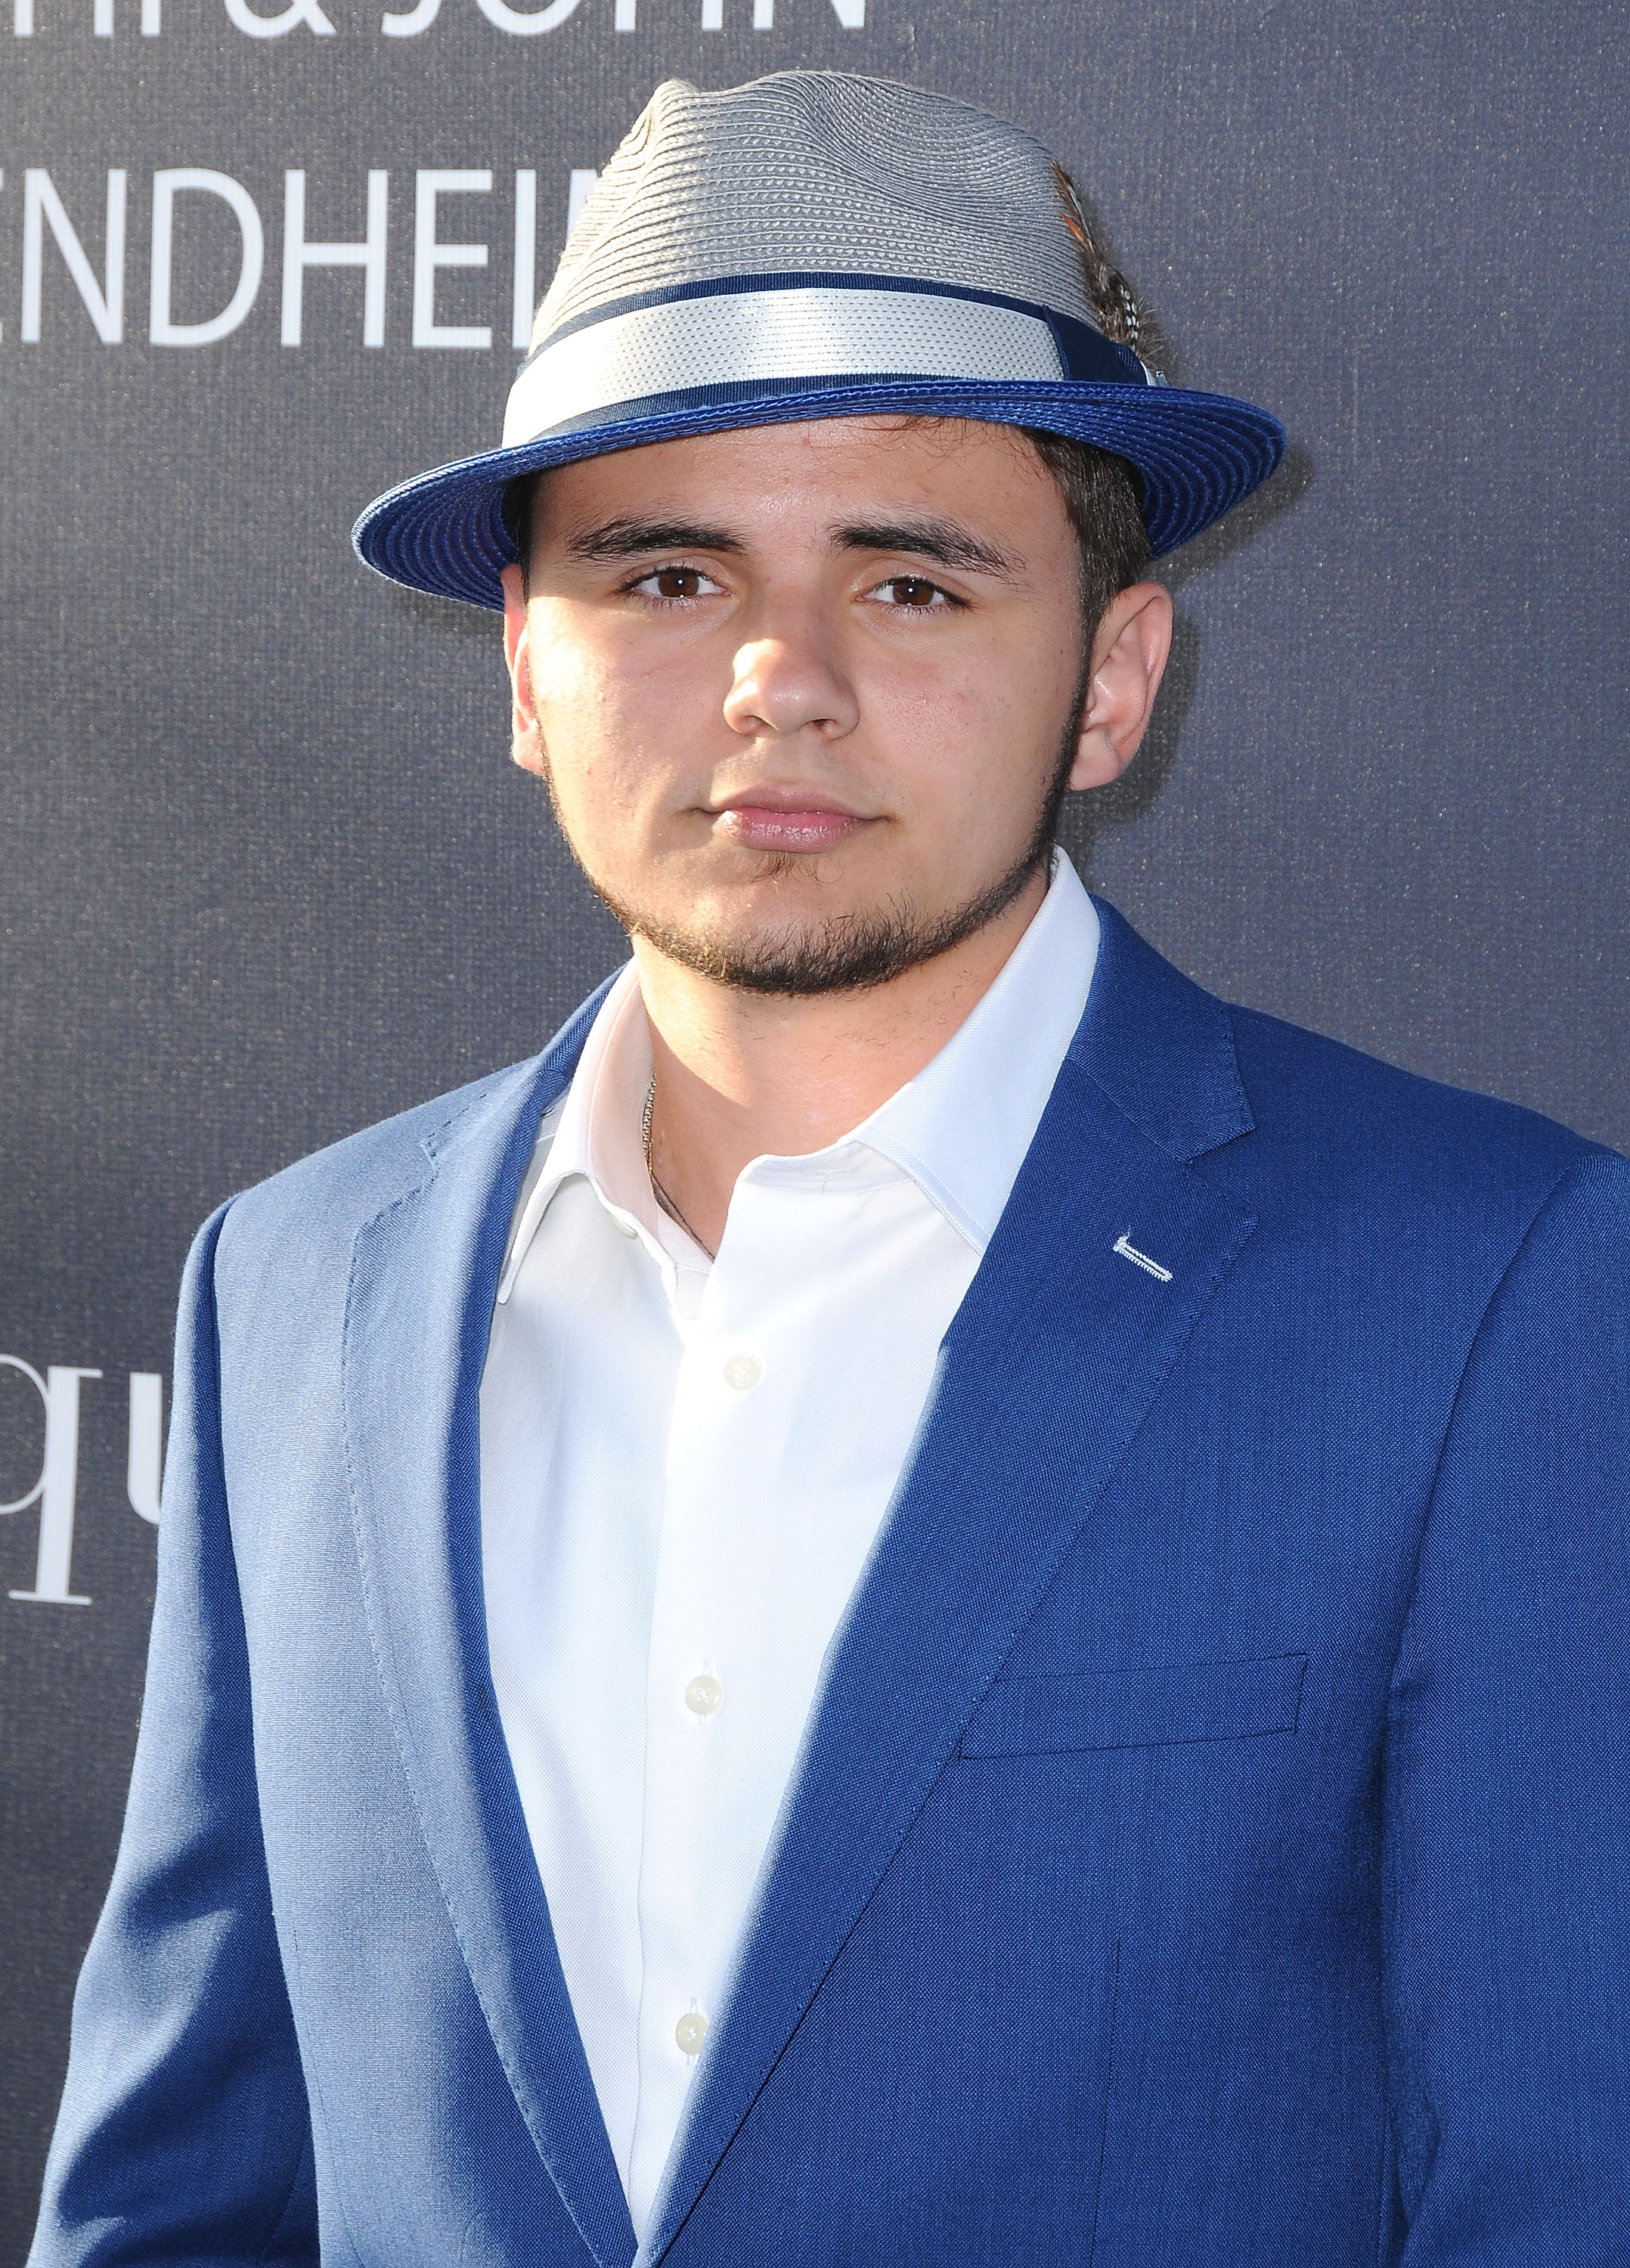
[0,2,1624,2255]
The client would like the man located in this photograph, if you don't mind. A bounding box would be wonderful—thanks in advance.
[31,70,1630,2268]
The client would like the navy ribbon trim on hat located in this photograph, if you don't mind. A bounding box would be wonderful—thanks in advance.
[521,271,1149,391]
[522,368,1152,445]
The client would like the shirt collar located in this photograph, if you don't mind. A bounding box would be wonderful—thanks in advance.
[497,849,1099,1301]
[838,848,1099,1250]
[495,961,668,1303]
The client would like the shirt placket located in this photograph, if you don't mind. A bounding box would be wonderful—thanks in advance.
[625,1170,792,2226]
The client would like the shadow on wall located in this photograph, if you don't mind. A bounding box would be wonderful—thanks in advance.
[1058,441,1316,880]
[385,578,505,647]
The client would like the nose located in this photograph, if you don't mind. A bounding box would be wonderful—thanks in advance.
[722,624,860,742]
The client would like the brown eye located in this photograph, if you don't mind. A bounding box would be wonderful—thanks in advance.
[885,576,941,609]
[653,566,704,600]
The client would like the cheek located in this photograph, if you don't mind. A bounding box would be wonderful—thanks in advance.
[530,631,615,752]
[532,620,719,780]
[528,640,646,835]
[860,631,1076,829]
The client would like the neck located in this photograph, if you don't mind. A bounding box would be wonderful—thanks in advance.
[633,867,1049,1254]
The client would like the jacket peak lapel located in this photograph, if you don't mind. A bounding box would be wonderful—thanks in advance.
[1081,897,1254,1161]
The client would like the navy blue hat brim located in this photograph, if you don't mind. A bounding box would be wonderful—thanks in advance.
[352,375,1288,611]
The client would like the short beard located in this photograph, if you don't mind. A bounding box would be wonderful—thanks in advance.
[555,674,1089,999]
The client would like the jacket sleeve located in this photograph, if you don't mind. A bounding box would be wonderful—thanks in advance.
[1384,1151,1630,2261]
[29,1203,318,2268]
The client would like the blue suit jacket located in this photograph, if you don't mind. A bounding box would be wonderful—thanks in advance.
[30,903,1630,2266]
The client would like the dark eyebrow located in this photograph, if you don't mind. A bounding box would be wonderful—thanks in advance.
[833,519,1021,580]
[564,517,745,562]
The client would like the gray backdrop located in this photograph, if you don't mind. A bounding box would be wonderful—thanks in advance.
[2,0,1625,2248]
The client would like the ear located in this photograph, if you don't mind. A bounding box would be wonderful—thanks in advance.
[1068,580,1174,791]
[500,561,547,779]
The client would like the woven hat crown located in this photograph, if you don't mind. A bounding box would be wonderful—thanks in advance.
[537,72,1108,349]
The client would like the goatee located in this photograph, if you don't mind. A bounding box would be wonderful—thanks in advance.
[558,691,1084,999]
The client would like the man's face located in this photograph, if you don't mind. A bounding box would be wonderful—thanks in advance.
[502,414,1152,993]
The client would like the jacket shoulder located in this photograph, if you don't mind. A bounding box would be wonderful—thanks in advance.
[1085,900,1616,1221]
[225,1059,539,1238]
[1225,997,1619,1224]
[196,1052,563,1365]
[208,973,615,1273]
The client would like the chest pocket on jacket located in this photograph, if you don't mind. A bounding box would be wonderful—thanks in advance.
[959,1653,1307,1758]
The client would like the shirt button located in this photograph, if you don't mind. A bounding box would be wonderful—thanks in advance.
[684,1673,724,1717]
[722,1352,762,1392]
[674,2009,708,2056]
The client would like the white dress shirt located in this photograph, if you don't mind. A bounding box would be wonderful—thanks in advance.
[479,851,1100,2236]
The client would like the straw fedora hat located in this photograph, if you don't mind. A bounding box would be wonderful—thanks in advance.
[354,71,1285,609]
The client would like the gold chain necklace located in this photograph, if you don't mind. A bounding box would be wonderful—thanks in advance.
[641,1077,717,1259]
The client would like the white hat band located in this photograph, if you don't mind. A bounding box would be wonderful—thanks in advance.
[501,284,1070,449]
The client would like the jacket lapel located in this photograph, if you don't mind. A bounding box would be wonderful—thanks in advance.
[341,982,640,2268]
[642,902,1259,2261]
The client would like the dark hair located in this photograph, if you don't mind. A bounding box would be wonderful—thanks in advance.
[1021,428,1150,634]
[500,472,539,571]
[501,425,1148,631]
